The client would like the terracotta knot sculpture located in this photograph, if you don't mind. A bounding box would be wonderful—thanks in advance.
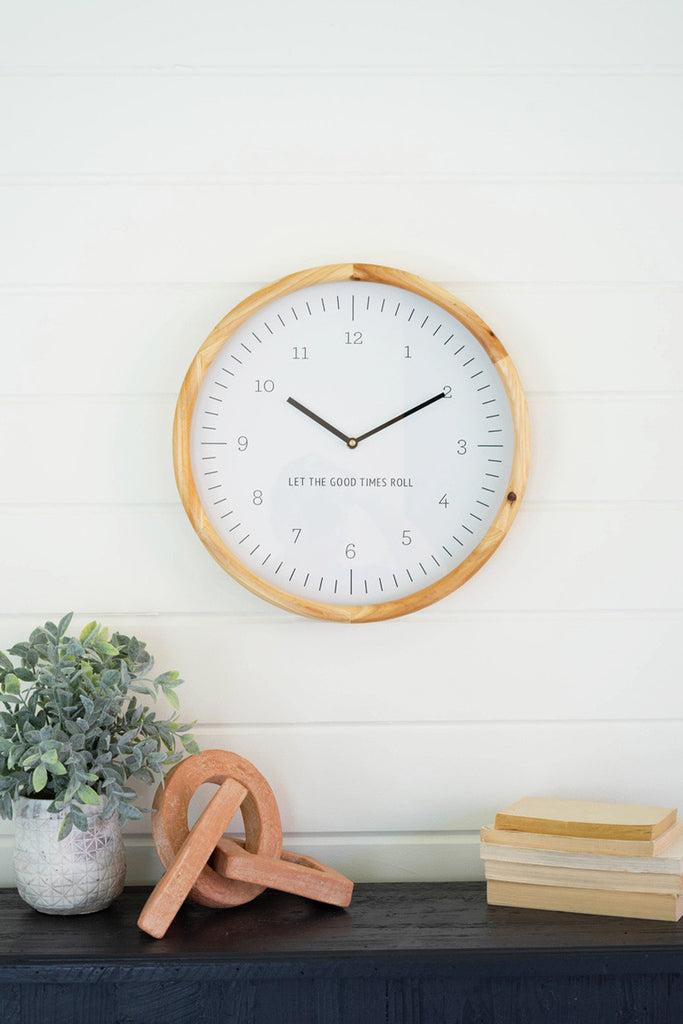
[138,749,353,938]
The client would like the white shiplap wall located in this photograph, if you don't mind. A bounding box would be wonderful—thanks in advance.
[1,0,682,885]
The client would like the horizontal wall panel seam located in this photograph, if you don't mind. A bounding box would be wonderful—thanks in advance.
[2,65,683,77]
[185,720,683,732]
[2,282,682,293]
[5,174,683,186]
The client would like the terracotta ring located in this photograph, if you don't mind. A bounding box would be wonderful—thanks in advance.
[152,749,283,908]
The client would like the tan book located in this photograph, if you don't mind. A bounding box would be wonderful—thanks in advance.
[494,797,677,841]
[484,859,683,894]
[487,880,683,922]
[481,818,683,858]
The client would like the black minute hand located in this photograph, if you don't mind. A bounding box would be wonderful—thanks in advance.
[354,391,446,446]
[287,397,352,446]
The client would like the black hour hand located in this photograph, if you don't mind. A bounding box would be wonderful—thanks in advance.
[287,397,352,446]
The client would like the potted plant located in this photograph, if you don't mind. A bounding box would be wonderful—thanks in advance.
[0,613,198,915]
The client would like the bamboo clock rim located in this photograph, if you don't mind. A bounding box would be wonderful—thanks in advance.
[173,262,531,622]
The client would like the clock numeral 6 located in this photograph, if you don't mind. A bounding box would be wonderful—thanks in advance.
[345,543,356,559]
[255,378,275,393]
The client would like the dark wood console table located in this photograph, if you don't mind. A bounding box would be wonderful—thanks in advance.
[2,882,683,1022]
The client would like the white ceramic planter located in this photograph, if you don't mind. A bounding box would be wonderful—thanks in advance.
[13,796,126,915]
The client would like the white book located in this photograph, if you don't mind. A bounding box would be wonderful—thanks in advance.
[484,858,682,894]
[480,831,683,874]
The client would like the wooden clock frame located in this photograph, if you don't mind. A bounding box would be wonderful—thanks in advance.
[173,263,531,622]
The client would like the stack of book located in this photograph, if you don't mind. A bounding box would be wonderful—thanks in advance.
[481,797,683,921]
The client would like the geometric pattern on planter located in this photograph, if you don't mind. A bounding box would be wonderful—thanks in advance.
[13,796,126,915]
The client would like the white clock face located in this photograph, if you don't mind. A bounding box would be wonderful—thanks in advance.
[188,279,516,610]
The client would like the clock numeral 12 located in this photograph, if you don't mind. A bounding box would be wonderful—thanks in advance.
[345,331,363,345]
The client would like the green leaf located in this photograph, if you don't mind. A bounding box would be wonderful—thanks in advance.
[58,813,74,841]
[47,761,67,776]
[77,785,100,806]
[165,688,180,711]
[0,652,14,673]
[3,674,21,695]
[32,764,48,793]
[156,670,181,687]
[93,640,119,657]
[8,643,29,658]
[181,735,200,755]
[71,807,90,832]
[80,620,99,644]
[12,667,34,681]
[58,613,74,637]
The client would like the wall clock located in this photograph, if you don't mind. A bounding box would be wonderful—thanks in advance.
[173,263,530,622]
